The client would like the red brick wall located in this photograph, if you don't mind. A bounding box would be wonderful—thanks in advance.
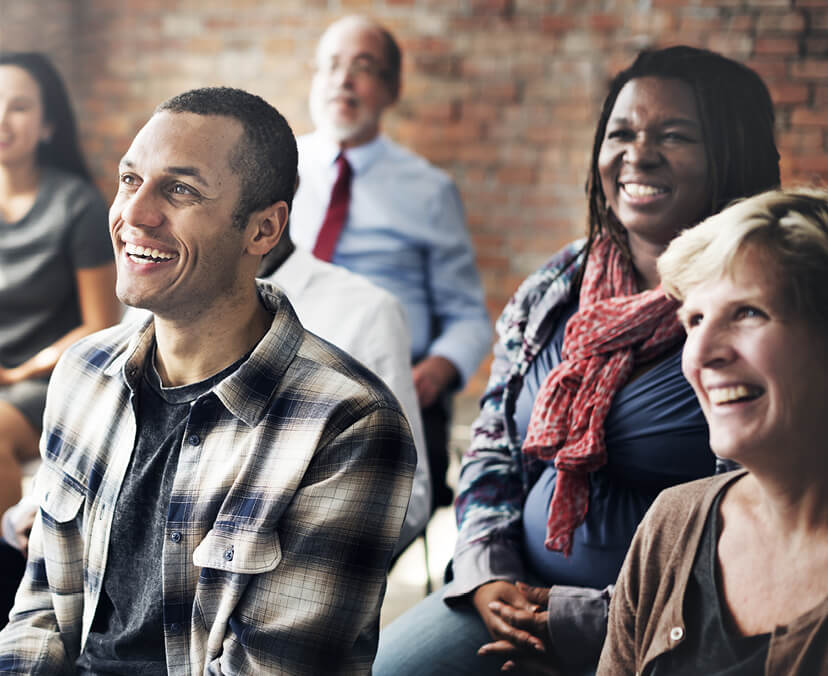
[2,0,827,403]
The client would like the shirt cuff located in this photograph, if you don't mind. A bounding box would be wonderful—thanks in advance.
[443,537,526,603]
[546,584,613,668]
[428,323,492,387]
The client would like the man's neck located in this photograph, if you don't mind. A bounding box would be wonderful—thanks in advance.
[320,125,380,151]
[152,290,272,387]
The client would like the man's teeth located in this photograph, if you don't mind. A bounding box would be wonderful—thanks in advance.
[622,183,668,197]
[709,385,762,405]
[124,242,174,260]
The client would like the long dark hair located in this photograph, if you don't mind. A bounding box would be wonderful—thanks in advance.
[0,52,92,180]
[584,45,780,264]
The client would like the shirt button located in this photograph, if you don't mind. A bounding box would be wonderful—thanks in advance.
[224,547,234,561]
[170,531,181,543]
[187,434,201,446]
[670,626,684,641]
[169,622,181,633]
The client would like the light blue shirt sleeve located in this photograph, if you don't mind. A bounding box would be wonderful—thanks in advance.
[421,178,492,385]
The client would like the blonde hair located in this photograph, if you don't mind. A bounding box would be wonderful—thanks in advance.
[658,187,828,326]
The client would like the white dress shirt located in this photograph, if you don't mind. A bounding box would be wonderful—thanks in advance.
[263,248,431,553]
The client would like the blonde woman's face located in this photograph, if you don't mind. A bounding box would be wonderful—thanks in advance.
[0,65,51,168]
[679,248,828,465]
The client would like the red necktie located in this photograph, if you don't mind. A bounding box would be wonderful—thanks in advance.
[312,154,352,262]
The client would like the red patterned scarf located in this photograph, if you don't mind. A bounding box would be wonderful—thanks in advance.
[522,236,683,555]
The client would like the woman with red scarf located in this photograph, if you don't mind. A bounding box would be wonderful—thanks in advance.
[374,46,781,676]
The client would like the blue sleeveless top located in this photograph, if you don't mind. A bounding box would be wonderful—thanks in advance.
[518,298,713,589]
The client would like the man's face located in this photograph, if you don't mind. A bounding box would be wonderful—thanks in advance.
[109,111,252,321]
[309,18,396,148]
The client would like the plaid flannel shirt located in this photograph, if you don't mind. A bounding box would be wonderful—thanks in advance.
[0,281,415,675]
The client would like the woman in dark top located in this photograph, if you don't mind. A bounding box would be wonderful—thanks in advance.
[0,53,120,624]
[374,46,781,676]
[0,53,119,515]
[600,188,828,676]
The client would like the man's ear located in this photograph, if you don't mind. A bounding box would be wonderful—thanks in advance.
[388,81,400,107]
[246,201,290,256]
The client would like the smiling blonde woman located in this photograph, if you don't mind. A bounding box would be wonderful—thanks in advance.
[598,187,828,676]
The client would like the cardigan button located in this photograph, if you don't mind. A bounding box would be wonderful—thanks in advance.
[669,626,684,641]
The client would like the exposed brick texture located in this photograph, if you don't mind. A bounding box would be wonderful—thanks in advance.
[1,0,826,402]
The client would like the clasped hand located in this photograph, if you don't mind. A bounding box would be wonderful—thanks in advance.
[473,580,562,675]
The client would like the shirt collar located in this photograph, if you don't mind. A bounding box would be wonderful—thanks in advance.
[315,131,386,176]
[110,281,305,428]
[213,280,304,427]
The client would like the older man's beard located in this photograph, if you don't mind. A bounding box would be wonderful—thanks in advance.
[309,87,376,145]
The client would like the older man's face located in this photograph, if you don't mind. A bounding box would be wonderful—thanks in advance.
[310,19,396,149]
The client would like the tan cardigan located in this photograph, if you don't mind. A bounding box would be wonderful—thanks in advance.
[598,472,828,675]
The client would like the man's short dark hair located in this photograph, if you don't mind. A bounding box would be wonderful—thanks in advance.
[377,26,402,99]
[157,87,298,230]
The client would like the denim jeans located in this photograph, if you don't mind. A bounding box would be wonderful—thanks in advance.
[374,586,505,676]
[374,584,599,675]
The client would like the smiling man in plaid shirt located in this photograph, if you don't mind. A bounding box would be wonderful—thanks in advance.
[0,87,415,675]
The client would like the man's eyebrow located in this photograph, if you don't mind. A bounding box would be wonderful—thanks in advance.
[324,52,382,66]
[117,158,210,187]
[165,166,210,187]
[353,52,381,62]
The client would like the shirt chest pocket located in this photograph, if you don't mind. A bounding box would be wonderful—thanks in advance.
[39,470,86,525]
[35,468,87,595]
[192,527,281,575]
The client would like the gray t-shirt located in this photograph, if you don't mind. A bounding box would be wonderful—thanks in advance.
[0,167,112,367]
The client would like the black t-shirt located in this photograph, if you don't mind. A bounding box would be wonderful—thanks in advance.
[646,490,770,675]
[77,351,246,675]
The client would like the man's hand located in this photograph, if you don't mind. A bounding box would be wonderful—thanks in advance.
[3,500,37,557]
[13,508,35,557]
[476,582,561,674]
[412,355,458,408]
